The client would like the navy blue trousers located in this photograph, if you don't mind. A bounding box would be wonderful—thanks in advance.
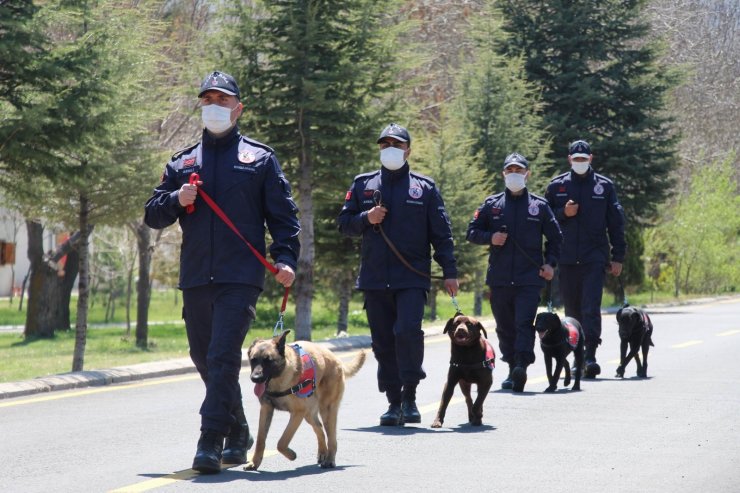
[489,285,541,366]
[182,283,260,434]
[363,289,427,399]
[559,263,605,350]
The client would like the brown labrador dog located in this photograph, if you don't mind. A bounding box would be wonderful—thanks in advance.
[431,314,494,428]
[245,330,366,470]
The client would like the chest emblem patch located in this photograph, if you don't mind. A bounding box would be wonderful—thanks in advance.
[238,151,256,164]
[594,183,604,195]
[409,186,423,199]
[183,157,196,167]
[528,202,540,216]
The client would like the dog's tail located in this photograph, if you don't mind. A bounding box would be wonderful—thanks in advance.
[343,349,367,378]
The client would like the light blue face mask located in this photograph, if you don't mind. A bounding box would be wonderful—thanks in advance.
[380,147,405,170]
[504,172,527,192]
[201,104,234,133]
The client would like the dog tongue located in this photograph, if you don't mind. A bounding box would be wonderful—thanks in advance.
[254,382,266,398]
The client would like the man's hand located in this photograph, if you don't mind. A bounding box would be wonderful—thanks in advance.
[539,264,554,281]
[564,200,579,217]
[491,231,508,246]
[367,205,388,225]
[444,279,459,297]
[178,183,197,207]
[608,261,623,277]
[275,263,296,287]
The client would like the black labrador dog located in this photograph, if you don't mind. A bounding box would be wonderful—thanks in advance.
[431,314,494,428]
[534,312,585,392]
[615,305,654,378]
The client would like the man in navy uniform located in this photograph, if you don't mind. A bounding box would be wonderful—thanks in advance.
[467,153,562,392]
[545,140,625,378]
[144,71,300,473]
[338,123,459,426]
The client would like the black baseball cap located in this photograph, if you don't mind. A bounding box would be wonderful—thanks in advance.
[569,140,591,158]
[503,152,529,170]
[198,71,240,99]
[377,123,411,144]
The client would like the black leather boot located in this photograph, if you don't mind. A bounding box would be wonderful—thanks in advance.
[584,345,601,379]
[222,405,253,464]
[192,430,224,474]
[401,384,421,424]
[511,355,528,393]
[501,363,515,390]
[379,403,404,426]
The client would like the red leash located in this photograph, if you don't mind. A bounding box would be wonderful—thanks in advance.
[186,172,290,317]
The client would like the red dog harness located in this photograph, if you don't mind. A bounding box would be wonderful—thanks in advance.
[563,320,580,350]
[449,339,496,370]
[265,344,316,398]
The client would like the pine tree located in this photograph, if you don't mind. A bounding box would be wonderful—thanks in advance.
[497,0,680,288]
[219,0,402,340]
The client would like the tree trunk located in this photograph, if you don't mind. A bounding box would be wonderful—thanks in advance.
[133,222,153,349]
[72,195,91,372]
[59,249,79,330]
[473,269,484,316]
[427,285,437,321]
[336,269,354,335]
[25,221,64,338]
[293,110,314,341]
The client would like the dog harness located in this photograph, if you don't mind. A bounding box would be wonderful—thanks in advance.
[265,344,316,398]
[449,340,496,370]
[564,320,580,350]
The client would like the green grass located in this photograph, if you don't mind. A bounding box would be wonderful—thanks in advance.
[0,287,724,383]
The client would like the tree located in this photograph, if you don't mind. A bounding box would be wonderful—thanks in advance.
[645,154,740,296]
[1,1,168,369]
[220,0,402,340]
[497,0,681,291]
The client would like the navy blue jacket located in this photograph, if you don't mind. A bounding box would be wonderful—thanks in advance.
[337,163,458,290]
[467,189,562,288]
[144,127,300,290]
[545,168,626,265]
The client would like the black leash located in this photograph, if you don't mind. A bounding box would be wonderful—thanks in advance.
[372,189,444,281]
[617,275,629,307]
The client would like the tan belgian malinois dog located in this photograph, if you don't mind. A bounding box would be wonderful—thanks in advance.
[245,330,366,470]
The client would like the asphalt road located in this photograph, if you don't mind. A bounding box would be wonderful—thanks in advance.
[1,298,738,493]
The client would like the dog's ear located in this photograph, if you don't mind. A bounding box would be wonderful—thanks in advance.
[477,322,488,339]
[275,329,291,355]
[247,338,260,357]
[443,317,456,334]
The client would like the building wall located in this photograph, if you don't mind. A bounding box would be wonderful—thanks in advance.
[0,209,58,297]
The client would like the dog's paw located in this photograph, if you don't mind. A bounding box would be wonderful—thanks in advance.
[637,370,647,378]
[544,386,557,393]
[279,447,297,461]
[571,385,581,391]
[319,458,336,469]
[615,367,625,378]
[431,419,443,428]
[243,460,260,471]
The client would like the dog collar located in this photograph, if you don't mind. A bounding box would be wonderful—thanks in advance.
[265,344,316,398]
[450,339,496,370]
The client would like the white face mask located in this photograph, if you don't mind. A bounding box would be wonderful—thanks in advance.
[380,146,406,170]
[571,162,590,175]
[504,172,527,193]
[202,104,235,133]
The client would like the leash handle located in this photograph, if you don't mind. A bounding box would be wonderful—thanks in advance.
[546,280,553,313]
[186,172,202,214]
